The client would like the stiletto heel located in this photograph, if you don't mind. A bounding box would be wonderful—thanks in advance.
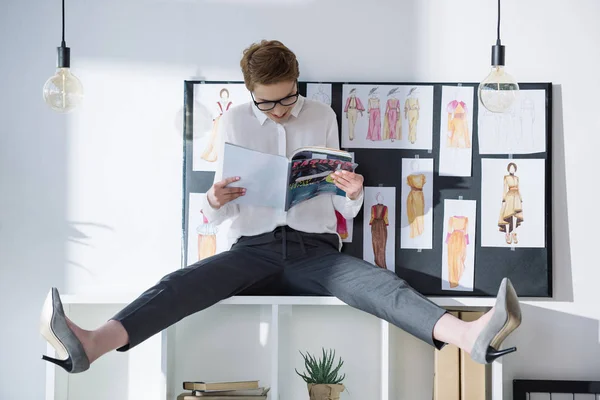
[470,278,522,364]
[40,288,90,373]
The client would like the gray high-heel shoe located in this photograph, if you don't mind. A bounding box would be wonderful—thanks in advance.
[470,277,522,364]
[40,287,90,373]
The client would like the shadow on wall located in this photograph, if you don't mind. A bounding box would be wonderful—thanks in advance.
[503,303,600,399]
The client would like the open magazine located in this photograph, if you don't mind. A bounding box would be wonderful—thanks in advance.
[221,142,357,211]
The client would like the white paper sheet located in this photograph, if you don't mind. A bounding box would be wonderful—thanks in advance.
[480,158,546,248]
[439,85,474,177]
[400,157,434,250]
[441,199,476,291]
[341,84,434,150]
[477,90,546,154]
[363,187,396,271]
[221,143,289,210]
[306,83,332,106]
[193,83,252,171]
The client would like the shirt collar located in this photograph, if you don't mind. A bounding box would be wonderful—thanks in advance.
[252,95,305,125]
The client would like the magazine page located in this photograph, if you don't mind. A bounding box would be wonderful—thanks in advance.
[286,150,357,210]
[221,143,289,209]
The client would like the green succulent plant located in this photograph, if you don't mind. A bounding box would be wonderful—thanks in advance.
[295,348,345,385]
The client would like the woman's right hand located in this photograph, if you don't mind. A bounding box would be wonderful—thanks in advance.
[207,176,245,209]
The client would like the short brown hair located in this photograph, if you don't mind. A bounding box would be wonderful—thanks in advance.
[240,40,299,91]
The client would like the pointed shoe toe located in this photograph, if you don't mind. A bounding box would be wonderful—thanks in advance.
[470,278,522,364]
[40,287,90,373]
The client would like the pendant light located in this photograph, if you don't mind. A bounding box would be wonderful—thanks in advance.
[478,0,519,113]
[43,0,83,113]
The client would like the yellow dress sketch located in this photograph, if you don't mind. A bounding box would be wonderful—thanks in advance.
[344,89,365,141]
[446,216,469,288]
[498,163,523,244]
[446,100,471,148]
[383,89,402,141]
[201,89,232,162]
[404,94,420,144]
[196,210,217,261]
[406,174,425,238]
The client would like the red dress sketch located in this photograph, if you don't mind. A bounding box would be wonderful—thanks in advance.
[369,203,389,268]
[335,210,348,240]
[344,89,365,141]
[366,97,382,141]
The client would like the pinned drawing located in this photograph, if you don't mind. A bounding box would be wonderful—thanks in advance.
[477,89,546,154]
[439,85,474,177]
[366,87,382,141]
[335,210,354,243]
[383,87,402,142]
[442,199,476,291]
[341,84,433,149]
[481,158,545,248]
[307,83,332,106]
[193,83,252,171]
[401,158,434,250]
[344,88,365,141]
[363,187,396,271]
[187,193,231,264]
[404,87,420,144]
[498,162,524,244]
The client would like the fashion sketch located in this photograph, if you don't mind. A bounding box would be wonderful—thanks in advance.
[498,162,524,244]
[201,88,232,162]
[404,87,420,144]
[369,192,389,269]
[445,216,469,288]
[406,172,426,238]
[196,209,218,261]
[446,99,471,148]
[520,96,536,149]
[344,88,365,141]
[310,83,331,105]
[383,87,402,141]
[366,87,382,141]
[335,210,348,240]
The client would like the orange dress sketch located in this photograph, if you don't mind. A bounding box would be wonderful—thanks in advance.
[406,174,426,238]
[196,210,217,261]
[446,100,471,148]
[404,96,420,144]
[201,90,232,162]
[369,203,389,269]
[445,216,469,288]
[335,210,348,240]
[498,164,523,244]
[383,97,402,141]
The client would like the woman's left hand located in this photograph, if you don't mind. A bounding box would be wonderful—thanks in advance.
[331,170,364,200]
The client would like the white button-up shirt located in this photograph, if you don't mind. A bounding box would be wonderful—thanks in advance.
[200,95,364,250]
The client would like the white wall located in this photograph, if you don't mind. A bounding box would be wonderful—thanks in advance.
[1,0,599,399]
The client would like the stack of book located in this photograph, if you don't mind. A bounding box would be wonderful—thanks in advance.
[433,311,491,400]
[176,380,270,400]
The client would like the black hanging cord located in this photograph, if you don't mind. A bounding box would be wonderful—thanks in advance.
[61,0,66,46]
[497,0,501,44]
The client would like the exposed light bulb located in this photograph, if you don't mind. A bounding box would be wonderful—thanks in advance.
[43,66,84,113]
[478,65,519,113]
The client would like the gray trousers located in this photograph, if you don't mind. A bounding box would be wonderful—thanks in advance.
[111,226,447,351]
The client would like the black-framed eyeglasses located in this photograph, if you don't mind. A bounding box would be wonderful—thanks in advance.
[251,81,300,111]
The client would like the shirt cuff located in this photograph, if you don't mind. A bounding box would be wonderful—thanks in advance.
[200,195,227,225]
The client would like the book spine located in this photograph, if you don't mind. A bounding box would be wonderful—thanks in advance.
[284,161,292,211]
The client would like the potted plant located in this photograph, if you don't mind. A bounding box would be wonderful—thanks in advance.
[295,348,346,400]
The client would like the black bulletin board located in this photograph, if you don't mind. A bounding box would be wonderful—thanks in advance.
[182,80,553,298]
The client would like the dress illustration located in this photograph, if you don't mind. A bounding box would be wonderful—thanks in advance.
[366,87,381,141]
[520,97,535,149]
[196,210,218,261]
[404,88,420,144]
[498,162,523,244]
[335,210,348,240]
[369,199,389,269]
[445,215,469,288]
[201,89,232,162]
[311,84,331,105]
[406,174,426,238]
[383,88,401,141]
[446,100,471,148]
[344,89,365,141]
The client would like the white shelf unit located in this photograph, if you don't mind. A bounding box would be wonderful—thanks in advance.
[45,295,503,400]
